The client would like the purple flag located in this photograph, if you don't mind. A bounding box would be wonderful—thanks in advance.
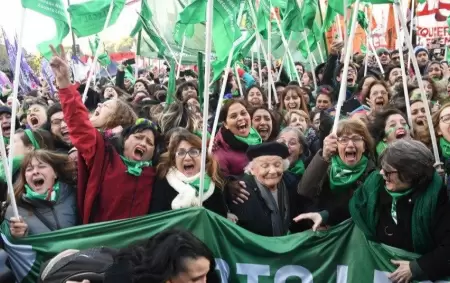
[0,71,11,88]
[40,59,56,95]
[1,28,28,93]
[14,35,40,90]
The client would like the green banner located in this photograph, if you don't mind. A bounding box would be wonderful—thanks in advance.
[2,208,449,282]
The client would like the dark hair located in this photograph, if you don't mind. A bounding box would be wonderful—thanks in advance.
[369,108,408,145]
[316,85,334,103]
[175,81,198,101]
[219,99,249,123]
[112,229,219,283]
[364,80,391,103]
[16,128,55,150]
[134,79,150,93]
[337,62,357,75]
[244,85,267,104]
[249,106,280,141]
[384,64,402,81]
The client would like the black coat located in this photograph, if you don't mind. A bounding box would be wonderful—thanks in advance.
[229,174,316,236]
[149,178,228,217]
[375,185,450,281]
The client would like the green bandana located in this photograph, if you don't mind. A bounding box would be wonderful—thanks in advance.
[385,187,413,225]
[349,171,442,254]
[0,155,23,183]
[376,141,388,156]
[3,136,9,146]
[187,175,212,196]
[288,160,305,175]
[234,127,262,146]
[120,156,151,177]
[25,182,60,202]
[440,137,450,159]
[194,130,212,139]
[329,155,368,191]
[24,129,40,149]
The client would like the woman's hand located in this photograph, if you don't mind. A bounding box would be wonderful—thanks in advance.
[388,260,412,283]
[228,180,250,204]
[49,45,71,89]
[322,133,338,162]
[9,216,28,238]
[293,212,323,231]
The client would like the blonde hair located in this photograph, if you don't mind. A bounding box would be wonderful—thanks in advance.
[156,132,224,188]
[104,99,137,130]
[336,119,375,157]
[284,109,310,126]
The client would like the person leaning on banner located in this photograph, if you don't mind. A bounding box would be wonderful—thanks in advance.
[49,45,158,224]
[2,150,77,237]
[229,142,321,237]
[38,229,220,283]
[297,139,450,282]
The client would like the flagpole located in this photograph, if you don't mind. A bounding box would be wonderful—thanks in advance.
[0,126,19,219]
[82,1,114,103]
[393,4,413,135]
[332,0,360,133]
[364,4,371,76]
[235,64,244,97]
[251,50,255,75]
[149,19,179,65]
[198,0,213,205]
[257,39,262,85]
[177,35,186,78]
[393,0,441,168]
[407,0,415,69]
[343,0,348,59]
[317,41,325,63]
[267,20,272,109]
[8,8,26,185]
[303,31,318,90]
[67,0,77,57]
[368,38,385,74]
[277,33,293,81]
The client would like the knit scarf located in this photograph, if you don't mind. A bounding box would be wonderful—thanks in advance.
[0,155,23,183]
[349,171,442,254]
[385,188,413,225]
[440,137,450,159]
[25,182,60,202]
[329,155,368,191]
[120,156,151,177]
[166,168,215,209]
[288,159,305,175]
[376,141,388,156]
[234,127,262,146]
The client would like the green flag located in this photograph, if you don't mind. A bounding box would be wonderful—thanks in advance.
[21,0,69,60]
[282,0,304,33]
[301,0,318,30]
[88,35,100,56]
[139,13,167,58]
[130,0,152,37]
[256,0,271,39]
[68,0,126,37]
[166,59,176,107]
[197,52,205,108]
[357,10,369,31]
[3,208,450,283]
[98,53,111,67]
[173,1,206,45]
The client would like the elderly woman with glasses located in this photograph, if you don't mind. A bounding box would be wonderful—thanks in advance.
[150,132,227,217]
[297,120,376,227]
[230,142,319,236]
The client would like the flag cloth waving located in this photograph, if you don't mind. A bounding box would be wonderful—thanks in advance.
[21,0,69,60]
[130,0,152,37]
[68,0,126,37]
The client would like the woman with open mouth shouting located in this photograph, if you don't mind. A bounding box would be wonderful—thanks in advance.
[370,108,411,157]
[26,98,49,130]
[244,85,266,108]
[150,132,227,217]
[297,120,376,227]
[50,45,159,224]
[364,80,391,120]
[250,106,278,142]
[3,150,77,237]
[432,103,450,189]
[279,86,309,114]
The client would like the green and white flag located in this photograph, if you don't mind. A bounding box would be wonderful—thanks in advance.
[68,0,126,38]
[2,208,450,283]
[21,0,69,60]
[130,0,152,37]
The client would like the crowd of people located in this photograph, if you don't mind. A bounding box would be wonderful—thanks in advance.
[0,38,449,282]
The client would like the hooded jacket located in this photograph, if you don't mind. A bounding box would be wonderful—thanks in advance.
[59,85,156,224]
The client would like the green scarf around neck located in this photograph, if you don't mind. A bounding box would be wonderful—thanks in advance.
[25,182,60,202]
[120,156,151,177]
[349,171,442,254]
[385,187,413,225]
[234,127,262,146]
[194,130,211,139]
[288,159,305,175]
[329,155,368,191]
[2,136,9,146]
[0,155,23,182]
[187,175,212,196]
[440,137,450,159]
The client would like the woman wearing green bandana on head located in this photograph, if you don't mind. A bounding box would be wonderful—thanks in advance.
[0,129,54,203]
[150,132,227,217]
[2,150,77,237]
[296,119,376,227]
[369,108,411,158]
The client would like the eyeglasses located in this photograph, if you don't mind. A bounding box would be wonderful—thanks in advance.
[176,148,201,158]
[440,114,450,124]
[337,136,364,144]
[382,169,398,181]
[277,139,299,147]
[377,51,389,56]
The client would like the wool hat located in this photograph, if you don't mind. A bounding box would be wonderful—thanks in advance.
[0,106,11,115]
[414,46,429,56]
[246,142,290,161]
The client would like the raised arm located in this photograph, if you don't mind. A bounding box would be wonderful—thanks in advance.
[50,45,102,169]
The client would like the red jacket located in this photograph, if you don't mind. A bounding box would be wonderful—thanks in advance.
[59,85,155,224]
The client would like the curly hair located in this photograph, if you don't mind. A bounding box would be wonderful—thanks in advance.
[103,99,138,130]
